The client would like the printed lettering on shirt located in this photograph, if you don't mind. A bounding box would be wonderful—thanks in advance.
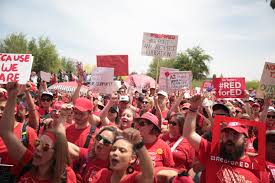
[216,165,252,183]
[210,156,255,169]
[87,169,98,182]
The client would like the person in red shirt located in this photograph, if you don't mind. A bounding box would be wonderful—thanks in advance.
[66,97,94,146]
[156,91,169,119]
[183,94,266,183]
[92,128,154,183]
[161,113,195,171]
[0,98,37,165]
[134,112,175,168]
[265,130,275,182]
[0,82,76,183]
[68,126,118,183]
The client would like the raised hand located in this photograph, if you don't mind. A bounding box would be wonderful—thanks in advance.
[5,82,19,97]
[122,128,143,145]
[189,94,204,111]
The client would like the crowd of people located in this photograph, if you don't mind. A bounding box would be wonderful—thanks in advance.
[0,71,274,183]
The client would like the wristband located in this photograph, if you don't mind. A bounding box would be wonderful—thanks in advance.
[134,140,144,151]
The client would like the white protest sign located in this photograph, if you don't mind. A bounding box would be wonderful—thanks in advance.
[167,71,193,93]
[257,62,275,99]
[159,67,179,91]
[141,32,178,58]
[89,67,114,94]
[0,53,33,84]
[40,71,51,82]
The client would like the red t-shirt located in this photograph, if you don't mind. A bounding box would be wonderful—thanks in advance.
[0,123,37,165]
[15,149,77,183]
[92,168,140,183]
[197,137,264,183]
[161,109,169,120]
[78,148,109,183]
[66,124,93,147]
[161,134,195,170]
[266,161,275,183]
[145,138,175,168]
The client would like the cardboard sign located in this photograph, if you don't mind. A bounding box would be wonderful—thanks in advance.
[141,32,178,58]
[213,78,246,98]
[159,67,179,91]
[257,62,275,99]
[40,71,51,82]
[211,116,266,171]
[96,55,128,76]
[166,71,192,93]
[88,67,114,94]
[126,74,156,92]
[201,80,213,92]
[0,53,33,84]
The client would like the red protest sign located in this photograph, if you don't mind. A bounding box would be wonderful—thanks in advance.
[213,77,246,98]
[206,116,266,182]
[97,55,128,76]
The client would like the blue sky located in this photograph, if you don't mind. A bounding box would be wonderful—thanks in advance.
[1,0,275,81]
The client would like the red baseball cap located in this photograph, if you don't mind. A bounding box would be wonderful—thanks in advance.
[252,103,260,108]
[135,112,161,131]
[222,122,248,137]
[74,97,93,112]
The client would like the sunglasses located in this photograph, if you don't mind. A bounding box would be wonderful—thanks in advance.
[34,139,54,152]
[95,134,112,145]
[267,115,275,119]
[212,113,230,118]
[168,121,177,126]
[41,98,52,102]
[136,120,150,127]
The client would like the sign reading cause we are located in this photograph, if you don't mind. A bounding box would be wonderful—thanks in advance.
[213,78,246,98]
[141,32,178,58]
[0,53,33,84]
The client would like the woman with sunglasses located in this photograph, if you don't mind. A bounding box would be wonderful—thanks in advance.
[68,126,118,183]
[134,112,175,168]
[0,82,76,183]
[92,128,154,183]
[161,113,195,171]
[140,97,154,116]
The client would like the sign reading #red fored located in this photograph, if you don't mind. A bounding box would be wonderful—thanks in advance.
[213,77,246,98]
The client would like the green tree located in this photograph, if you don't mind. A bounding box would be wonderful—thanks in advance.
[0,32,76,74]
[147,46,212,81]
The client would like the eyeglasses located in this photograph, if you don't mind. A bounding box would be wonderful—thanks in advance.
[136,120,150,127]
[168,121,177,126]
[41,98,52,102]
[267,115,275,119]
[95,134,112,145]
[143,101,149,104]
[34,139,55,152]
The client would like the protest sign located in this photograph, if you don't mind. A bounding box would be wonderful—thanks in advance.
[141,32,178,58]
[89,67,114,94]
[206,116,266,182]
[213,77,246,98]
[125,74,156,92]
[164,71,192,93]
[257,62,275,99]
[159,67,179,91]
[201,80,213,92]
[40,71,51,82]
[97,55,128,76]
[0,53,33,84]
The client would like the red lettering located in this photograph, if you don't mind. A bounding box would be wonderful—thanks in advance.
[6,73,19,82]
[0,73,5,82]
[266,64,275,71]
[1,63,18,72]
[24,54,30,62]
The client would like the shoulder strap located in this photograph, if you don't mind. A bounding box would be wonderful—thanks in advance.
[83,125,97,148]
[171,136,184,152]
[21,122,29,147]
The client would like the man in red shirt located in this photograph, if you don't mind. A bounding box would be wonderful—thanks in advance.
[183,95,266,183]
[66,97,96,148]
[157,91,169,119]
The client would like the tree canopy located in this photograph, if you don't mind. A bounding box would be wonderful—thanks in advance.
[147,46,212,81]
[0,33,75,74]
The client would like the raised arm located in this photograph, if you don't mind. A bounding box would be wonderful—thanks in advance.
[71,77,83,104]
[260,96,271,122]
[153,95,162,127]
[123,128,154,183]
[99,94,118,126]
[183,95,203,151]
[23,82,40,130]
[0,82,27,163]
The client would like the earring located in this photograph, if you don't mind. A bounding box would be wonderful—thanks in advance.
[126,165,134,174]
